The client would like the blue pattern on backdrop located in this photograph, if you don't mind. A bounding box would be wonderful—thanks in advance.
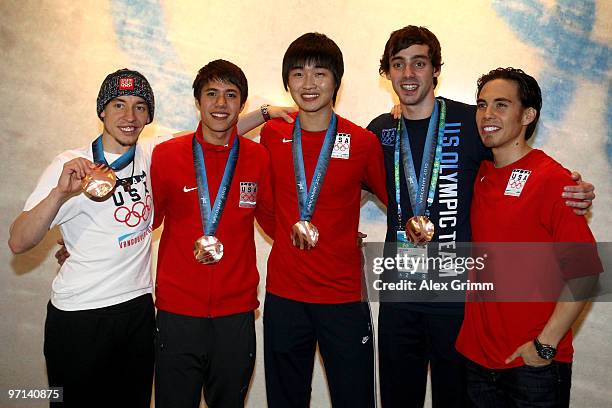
[492,0,610,162]
[110,0,197,130]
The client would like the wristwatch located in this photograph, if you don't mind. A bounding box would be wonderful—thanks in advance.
[261,104,271,121]
[534,337,557,360]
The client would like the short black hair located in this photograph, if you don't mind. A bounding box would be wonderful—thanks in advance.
[477,67,542,140]
[379,26,443,87]
[193,59,248,106]
[282,32,344,104]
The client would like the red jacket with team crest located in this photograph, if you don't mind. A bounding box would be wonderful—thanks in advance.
[151,124,274,317]
[261,113,388,303]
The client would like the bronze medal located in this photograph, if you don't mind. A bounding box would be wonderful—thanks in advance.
[194,235,224,264]
[405,215,435,246]
[81,164,116,198]
[291,221,319,250]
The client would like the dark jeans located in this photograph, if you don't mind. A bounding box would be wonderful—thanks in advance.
[466,359,572,408]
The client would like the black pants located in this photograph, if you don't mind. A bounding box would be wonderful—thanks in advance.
[44,294,155,408]
[378,304,467,408]
[466,360,572,408]
[154,310,256,408]
[264,293,375,408]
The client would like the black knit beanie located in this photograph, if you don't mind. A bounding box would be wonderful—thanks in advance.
[96,69,155,123]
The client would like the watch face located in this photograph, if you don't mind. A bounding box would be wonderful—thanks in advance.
[539,346,556,360]
[535,339,557,360]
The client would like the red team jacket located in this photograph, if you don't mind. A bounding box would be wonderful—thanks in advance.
[261,113,388,304]
[151,124,274,317]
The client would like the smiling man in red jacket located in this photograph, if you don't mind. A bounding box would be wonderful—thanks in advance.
[151,60,275,408]
[261,33,388,408]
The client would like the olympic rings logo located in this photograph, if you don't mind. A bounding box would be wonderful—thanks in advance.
[241,191,256,202]
[334,142,349,151]
[114,195,152,227]
[509,181,525,189]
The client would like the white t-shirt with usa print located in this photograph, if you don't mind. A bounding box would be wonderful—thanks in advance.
[24,135,168,311]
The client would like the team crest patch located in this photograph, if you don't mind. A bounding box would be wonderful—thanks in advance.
[331,133,351,159]
[118,77,135,91]
[504,169,531,197]
[381,128,396,146]
[239,182,257,208]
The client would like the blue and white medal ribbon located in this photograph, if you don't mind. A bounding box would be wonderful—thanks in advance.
[291,112,338,249]
[394,99,446,245]
[192,135,239,263]
[92,135,136,170]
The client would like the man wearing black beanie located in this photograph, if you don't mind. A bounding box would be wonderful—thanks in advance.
[9,68,159,407]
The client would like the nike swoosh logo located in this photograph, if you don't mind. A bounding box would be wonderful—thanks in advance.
[183,186,197,192]
[282,138,293,143]
[362,336,370,344]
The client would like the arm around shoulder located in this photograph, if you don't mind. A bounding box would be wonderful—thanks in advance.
[150,145,168,230]
[237,106,296,135]
[254,146,275,239]
[363,132,388,207]
[561,170,595,215]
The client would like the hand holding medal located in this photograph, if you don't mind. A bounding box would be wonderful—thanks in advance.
[55,157,99,198]
[82,135,136,199]
[290,113,337,250]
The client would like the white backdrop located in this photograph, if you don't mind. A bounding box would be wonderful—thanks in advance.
[1,0,610,407]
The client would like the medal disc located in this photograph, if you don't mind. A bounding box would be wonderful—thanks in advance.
[194,235,224,264]
[291,221,319,250]
[82,165,116,198]
[405,215,435,245]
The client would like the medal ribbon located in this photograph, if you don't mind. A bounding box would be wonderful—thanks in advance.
[292,112,338,221]
[192,135,240,236]
[427,99,446,208]
[91,135,136,171]
[394,99,447,228]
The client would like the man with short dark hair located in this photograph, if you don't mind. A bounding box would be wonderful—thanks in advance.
[366,26,596,407]
[151,59,275,408]
[9,68,158,407]
[261,32,388,407]
[455,67,600,408]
